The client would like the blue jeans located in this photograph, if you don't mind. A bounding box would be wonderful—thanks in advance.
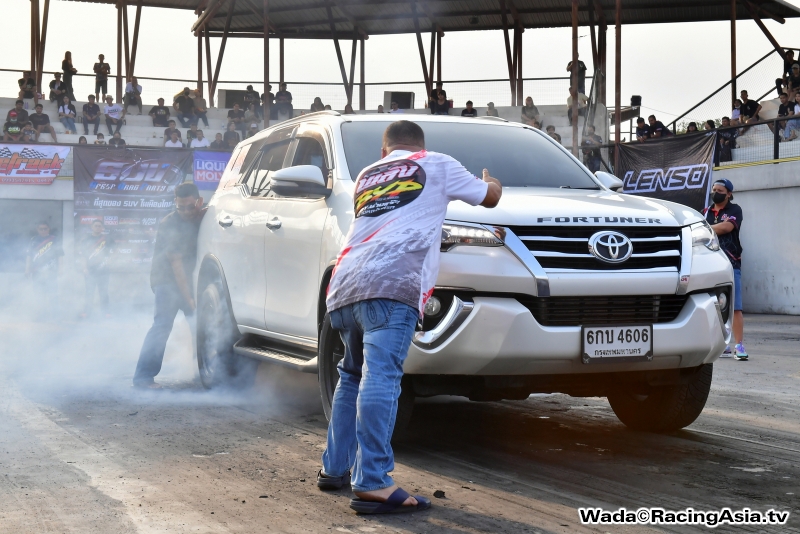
[60,117,76,132]
[784,118,800,139]
[133,284,193,385]
[177,112,196,127]
[322,299,418,492]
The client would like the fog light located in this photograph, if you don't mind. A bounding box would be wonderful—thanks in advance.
[717,291,728,311]
[424,296,442,317]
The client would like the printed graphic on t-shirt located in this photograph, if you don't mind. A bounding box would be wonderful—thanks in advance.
[355,159,426,218]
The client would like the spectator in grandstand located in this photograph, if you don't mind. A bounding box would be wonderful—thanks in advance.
[486,102,499,117]
[108,131,126,147]
[30,103,57,142]
[3,112,24,142]
[228,103,246,134]
[124,76,143,115]
[685,122,699,134]
[210,132,225,149]
[186,122,199,144]
[21,132,35,144]
[783,92,800,141]
[62,51,77,102]
[271,83,293,120]
[545,125,561,143]
[104,96,124,135]
[149,98,171,127]
[717,117,737,162]
[521,96,539,125]
[430,81,446,104]
[18,71,37,104]
[461,101,478,117]
[311,97,326,112]
[430,92,450,115]
[247,123,259,139]
[83,95,101,135]
[94,133,106,145]
[174,87,196,127]
[731,99,742,126]
[324,105,332,110]
[49,73,66,103]
[190,130,210,148]
[775,92,792,136]
[93,54,111,103]
[567,86,589,126]
[704,120,716,131]
[21,122,37,142]
[377,105,385,113]
[223,122,240,148]
[7,100,29,124]
[244,103,260,127]
[776,49,796,96]
[647,115,672,138]
[78,136,87,144]
[164,131,183,148]
[581,124,603,173]
[244,85,261,119]
[344,104,356,115]
[739,90,761,129]
[194,90,209,127]
[787,64,800,100]
[635,117,650,142]
[261,84,274,119]
[533,120,542,130]
[163,120,182,143]
[58,96,78,134]
[389,101,403,114]
[566,54,587,94]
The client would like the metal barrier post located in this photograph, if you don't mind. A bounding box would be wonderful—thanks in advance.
[774,117,780,160]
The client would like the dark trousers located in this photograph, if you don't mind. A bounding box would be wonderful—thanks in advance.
[83,116,100,134]
[124,92,143,113]
[195,111,209,127]
[106,117,122,135]
[133,284,193,385]
[177,112,196,127]
[84,270,109,314]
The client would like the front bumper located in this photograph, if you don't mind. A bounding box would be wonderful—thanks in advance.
[405,292,731,376]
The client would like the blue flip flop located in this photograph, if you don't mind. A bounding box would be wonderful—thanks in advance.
[350,487,431,514]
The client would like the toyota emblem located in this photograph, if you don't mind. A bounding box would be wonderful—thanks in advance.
[588,231,633,263]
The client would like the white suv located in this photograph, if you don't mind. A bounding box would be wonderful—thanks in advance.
[195,112,733,433]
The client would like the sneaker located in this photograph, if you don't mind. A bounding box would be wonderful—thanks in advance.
[734,343,749,360]
[720,345,732,358]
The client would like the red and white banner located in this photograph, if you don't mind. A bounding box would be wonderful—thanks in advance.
[0,144,71,185]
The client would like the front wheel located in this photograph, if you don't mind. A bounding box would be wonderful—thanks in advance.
[607,364,713,432]
[318,313,414,441]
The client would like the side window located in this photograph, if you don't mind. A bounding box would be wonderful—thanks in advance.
[292,137,329,177]
[242,140,291,198]
[217,144,250,190]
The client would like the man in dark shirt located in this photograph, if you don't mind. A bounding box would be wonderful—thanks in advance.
[271,83,293,120]
[739,90,761,122]
[174,87,196,127]
[7,100,29,124]
[79,220,110,318]
[83,95,101,135]
[566,56,588,94]
[787,64,800,98]
[243,84,261,119]
[703,179,746,360]
[149,98,171,127]
[26,221,64,319]
[93,54,111,102]
[430,82,446,104]
[108,132,126,147]
[581,124,603,172]
[635,117,650,142]
[227,103,246,134]
[647,115,671,139]
[133,183,206,389]
[18,71,37,103]
[261,84,274,120]
[717,116,737,162]
[776,49,795,96]
[30,103,58,142]
[3,111,23,142]
[545,125,562,143]
[49,73,65,103]
[210,132,225,149]
[163,120,182,144]
[461,101,478,117]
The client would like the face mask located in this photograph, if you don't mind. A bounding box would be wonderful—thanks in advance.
[711,192,727,204]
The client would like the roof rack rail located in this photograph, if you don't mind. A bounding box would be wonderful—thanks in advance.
[477,116,508,122]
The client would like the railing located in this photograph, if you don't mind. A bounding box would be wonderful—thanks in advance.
[582,68,603,138]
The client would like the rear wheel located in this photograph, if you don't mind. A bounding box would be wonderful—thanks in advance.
[318,312,414,441]
[196,281,258,389]
[607,364,713,432]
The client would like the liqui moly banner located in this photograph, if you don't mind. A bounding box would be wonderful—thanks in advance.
[617,133,716,212]
[0,144,71,184]
[193,150,231,190]
[73,146,192,270]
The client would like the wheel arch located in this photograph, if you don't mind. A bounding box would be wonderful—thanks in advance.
[317,263,335,335]
[198,254,237,326]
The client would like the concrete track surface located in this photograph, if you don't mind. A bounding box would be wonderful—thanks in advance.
[0,313,798,533]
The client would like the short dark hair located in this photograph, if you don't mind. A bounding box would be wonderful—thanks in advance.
[35,103,43,109]
[383,120,425,149]
[781,92,789,98]
[466,100,473,106]
[587,124,595,131]
[648,114,656,120]
[175,182,200,199]
[722,116,731,121]
[546,125,555,131]
[637,117,645,124]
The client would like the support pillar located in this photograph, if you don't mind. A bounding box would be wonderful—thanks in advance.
[37,0,50,91]
[347,35,357,106]
[614,0,621,172]
[359,37,365,110]
[205,31,213,106]
[428,31,436,91]
[198,32,203,92]
[279,37,284,84]
[599,20,607,105]
[571,0,579,156]
[212,0,235,104]
[130,1,141,79]
[412,2,431,98]
[731,0,737,106]
[516,25,523,107]
[116,1,123,102]
[123,3,130,79]
[327,5,351,106]
[436,32,441,83]
[263,0,270,109]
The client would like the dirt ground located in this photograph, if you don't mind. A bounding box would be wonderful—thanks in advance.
[0,312,798,533]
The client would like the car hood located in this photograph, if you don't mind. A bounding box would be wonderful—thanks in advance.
[446,187,704,228]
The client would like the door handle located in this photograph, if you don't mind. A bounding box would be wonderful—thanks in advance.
[266,217,282,230]
[218,215,233,228]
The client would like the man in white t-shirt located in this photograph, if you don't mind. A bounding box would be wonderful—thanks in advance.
[103,96,125,135]
[319,121,501,514]
[388,101,404,113]
[164,131,183,148]
[189,130,210,148]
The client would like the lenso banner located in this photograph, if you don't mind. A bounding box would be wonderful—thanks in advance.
[617,133,716,212]
[73,146,192,270]
[0,144,71,184]
[193,150,231,190]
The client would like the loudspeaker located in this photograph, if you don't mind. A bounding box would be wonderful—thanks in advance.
[631,95,642,107]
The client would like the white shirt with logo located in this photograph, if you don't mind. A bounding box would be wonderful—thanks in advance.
[104,104,123,119]
[326,149,488,314]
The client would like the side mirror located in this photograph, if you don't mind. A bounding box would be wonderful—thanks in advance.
[270,165,329,198]
[595,171,624,191]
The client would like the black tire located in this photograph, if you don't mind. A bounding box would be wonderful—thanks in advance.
[318,312,414,441]
[196,281,258,390]
[607,364,713,432]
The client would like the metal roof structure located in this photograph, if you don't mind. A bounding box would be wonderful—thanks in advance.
[64,1,800,38]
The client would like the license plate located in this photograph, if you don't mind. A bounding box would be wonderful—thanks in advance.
[581,325,653,364]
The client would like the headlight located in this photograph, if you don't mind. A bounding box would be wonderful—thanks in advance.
[441,222,503,251]
[690,221,720,251]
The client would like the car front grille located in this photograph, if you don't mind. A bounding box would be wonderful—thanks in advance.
[506,226,682,270]
[517,294,688,327]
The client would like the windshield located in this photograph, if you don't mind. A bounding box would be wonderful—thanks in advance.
[340,120,599,189]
